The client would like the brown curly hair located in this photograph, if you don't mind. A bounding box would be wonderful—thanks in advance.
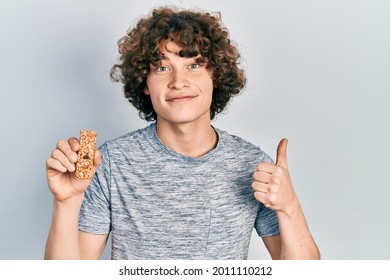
[110,6,246,121]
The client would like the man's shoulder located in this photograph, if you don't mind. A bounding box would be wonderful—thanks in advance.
[216,127,273,163]
[99,123,155,153]
[216,127,259,151]
[109,124,154,144]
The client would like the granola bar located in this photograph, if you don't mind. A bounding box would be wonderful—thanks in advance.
[75,130,97,180]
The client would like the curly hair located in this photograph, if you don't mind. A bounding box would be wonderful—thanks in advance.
[110,6,246,121]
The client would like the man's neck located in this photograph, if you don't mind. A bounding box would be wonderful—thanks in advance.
[156,116,218,158]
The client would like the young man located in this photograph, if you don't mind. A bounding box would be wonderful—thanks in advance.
[45,7,320,260]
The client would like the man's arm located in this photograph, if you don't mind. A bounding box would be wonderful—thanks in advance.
[262,235,282,260]
[253,139,320,260]
[275,199,320,259]
[45,195,108,260]
[261,205,320,260]
[45,137,106,259]
[79,231,109,259]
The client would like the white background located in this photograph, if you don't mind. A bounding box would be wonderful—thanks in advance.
[0,0,389,259]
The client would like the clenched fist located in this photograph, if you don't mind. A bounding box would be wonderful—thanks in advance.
[252,139,298,213]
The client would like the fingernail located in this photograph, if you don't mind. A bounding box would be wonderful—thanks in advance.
[69,163,75,172]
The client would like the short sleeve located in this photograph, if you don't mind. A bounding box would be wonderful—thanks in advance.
[254,203,280,237]
[78,143,111,234]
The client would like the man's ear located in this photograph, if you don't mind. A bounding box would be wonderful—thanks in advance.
[144,87,150,95]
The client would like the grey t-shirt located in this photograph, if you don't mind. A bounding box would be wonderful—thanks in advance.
[79,123,279,259]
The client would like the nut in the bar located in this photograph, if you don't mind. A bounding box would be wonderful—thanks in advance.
[75,130,97,180]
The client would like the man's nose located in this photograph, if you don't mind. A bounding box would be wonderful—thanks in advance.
[168,70,190,90]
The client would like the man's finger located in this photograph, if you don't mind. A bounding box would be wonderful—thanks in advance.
[93,150,102,166]
[256,162,276,173]
[253,170,272,183]
[91,150,102,175]
[51,149,75,172]
[68,137,80,152]
[46,157,67,173]
[276,138,288,168]
[254,191,269,205]
[57,139,78,164]
[252,181,270,193]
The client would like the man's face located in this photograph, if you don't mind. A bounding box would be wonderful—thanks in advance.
[145,41,214,125]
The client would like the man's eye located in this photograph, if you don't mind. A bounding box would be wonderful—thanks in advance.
[189,63,201,69]
[155,66,170,72]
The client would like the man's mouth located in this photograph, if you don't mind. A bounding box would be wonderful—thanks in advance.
[167,95,196,102]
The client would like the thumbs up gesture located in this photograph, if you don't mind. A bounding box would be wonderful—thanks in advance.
[252,138,298,213]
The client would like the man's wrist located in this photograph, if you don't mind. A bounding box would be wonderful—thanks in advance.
[276,196,301,220]
[53,193,84,209]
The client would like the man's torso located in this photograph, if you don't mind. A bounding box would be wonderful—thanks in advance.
[79,123,279,259]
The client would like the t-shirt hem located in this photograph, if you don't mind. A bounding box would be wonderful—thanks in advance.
[259,230,280,238]
[78,224,110,235]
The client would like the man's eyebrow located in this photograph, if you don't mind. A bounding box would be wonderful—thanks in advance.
[160,54,170,61]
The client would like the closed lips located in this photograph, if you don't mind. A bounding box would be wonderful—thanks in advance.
[167,95,196,101]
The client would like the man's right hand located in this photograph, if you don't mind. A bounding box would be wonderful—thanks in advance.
[46,137,102,203]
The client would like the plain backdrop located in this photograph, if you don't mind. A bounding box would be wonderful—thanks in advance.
[0,0,389,260]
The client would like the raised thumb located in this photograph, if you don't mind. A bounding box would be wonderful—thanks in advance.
[276,138,288,168]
